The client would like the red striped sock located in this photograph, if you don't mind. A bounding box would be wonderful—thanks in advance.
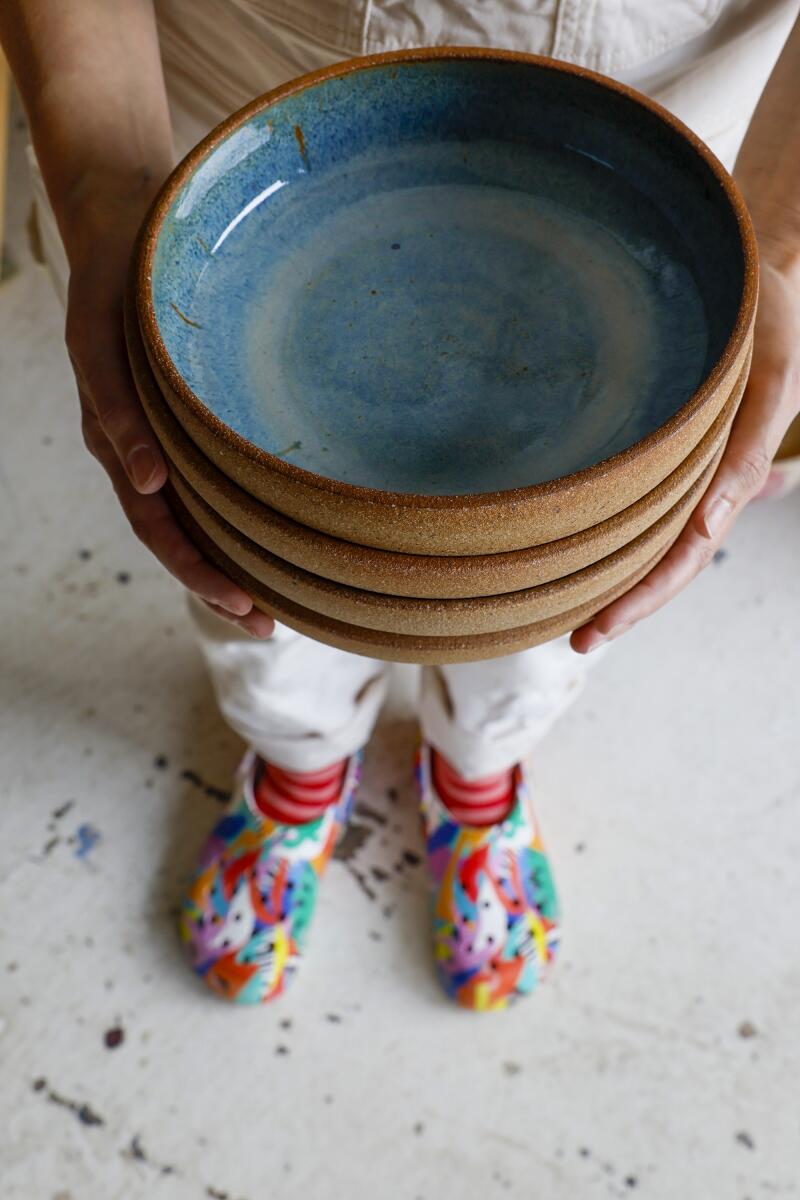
[254,758,347,825]
[432,750,514,827]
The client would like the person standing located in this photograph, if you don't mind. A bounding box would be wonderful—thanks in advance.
[2,0,798,1009]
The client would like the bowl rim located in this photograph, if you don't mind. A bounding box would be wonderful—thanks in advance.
[136,44,759,513]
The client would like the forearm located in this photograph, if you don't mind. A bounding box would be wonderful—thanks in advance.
[734,12,800,279]
[0,0,173,263]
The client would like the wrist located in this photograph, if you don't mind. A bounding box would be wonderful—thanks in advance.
[26,85,173,270]
[735,173,800,284]
[55,161,171,272]
[751,215,800,290]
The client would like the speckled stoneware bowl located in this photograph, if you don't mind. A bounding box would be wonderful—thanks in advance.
[126,299,746,596]
[136,47,757,556]
[168,448,720,637]
[169,487,676,664]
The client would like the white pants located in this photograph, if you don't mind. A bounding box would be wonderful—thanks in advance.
[29,0,798,776]
[189,596,603,777]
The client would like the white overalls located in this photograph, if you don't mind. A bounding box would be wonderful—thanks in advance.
[31,0,800,774]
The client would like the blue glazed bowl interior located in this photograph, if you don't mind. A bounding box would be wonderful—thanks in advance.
[150,57,745,496]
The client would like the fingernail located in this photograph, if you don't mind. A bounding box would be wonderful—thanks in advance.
[220,595,252,617]
[702,496,733,540]
[128,445,159,491]
[245,625,272,639]
[606,621,632,642]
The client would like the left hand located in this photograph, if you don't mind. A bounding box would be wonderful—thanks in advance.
[571,253,800,654]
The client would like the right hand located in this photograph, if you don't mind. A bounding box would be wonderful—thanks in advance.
[62,172,274,637]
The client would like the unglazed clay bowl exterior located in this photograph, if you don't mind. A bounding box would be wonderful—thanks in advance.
[126,297,747,599]
[136,47,757,556]
[167,445,721,637]
[169,487,677,664]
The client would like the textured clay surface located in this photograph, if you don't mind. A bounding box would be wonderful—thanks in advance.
[168,448,721,637]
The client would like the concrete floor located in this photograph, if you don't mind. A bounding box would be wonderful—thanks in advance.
[1,105,799,1200]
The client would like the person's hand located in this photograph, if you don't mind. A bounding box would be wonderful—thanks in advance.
[571,251,800,654]
[63,171,274,638]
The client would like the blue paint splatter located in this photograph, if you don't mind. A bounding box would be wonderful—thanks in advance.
[73,823,101,860]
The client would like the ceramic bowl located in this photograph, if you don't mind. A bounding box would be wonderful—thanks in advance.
[135,48,757,555]
[127,298,746,598]
[169,487,676,664]
[168,446,720,636]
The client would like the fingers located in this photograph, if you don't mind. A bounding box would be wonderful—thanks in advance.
[68,307,167,495]
[570,438,760,655]
[66,251,271,634]
[695,376,783,532]
[202,600,276,639]
[570,522,715,653]
[86,419,262,618]
[571,344,799,654]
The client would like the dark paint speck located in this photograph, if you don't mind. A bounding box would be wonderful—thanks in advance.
[104,1026,124,1050]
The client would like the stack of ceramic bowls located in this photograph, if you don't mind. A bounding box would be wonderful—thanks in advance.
[128,48,757,664]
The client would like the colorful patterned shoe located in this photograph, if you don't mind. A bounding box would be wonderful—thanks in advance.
[179,750,362,1004]
[416,743,560,1012]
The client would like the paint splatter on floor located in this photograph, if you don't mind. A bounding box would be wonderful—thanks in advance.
[72,823,101,861]
[181,769,230,805]
[104,1026,124,1049]
[32,1077,104,1127]
[121,1134,177,1176]
[344,865,376,902]
[355,800,388,826]
[333,821,373,863]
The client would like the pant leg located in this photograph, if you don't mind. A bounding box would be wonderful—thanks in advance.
[188,595,389,770]
[418,636,607,779]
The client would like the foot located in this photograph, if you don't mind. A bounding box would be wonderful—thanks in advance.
[416,743,560,1012]
[179,750,362,1004]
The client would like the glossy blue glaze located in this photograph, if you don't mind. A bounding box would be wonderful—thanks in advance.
[151,58,744,494]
